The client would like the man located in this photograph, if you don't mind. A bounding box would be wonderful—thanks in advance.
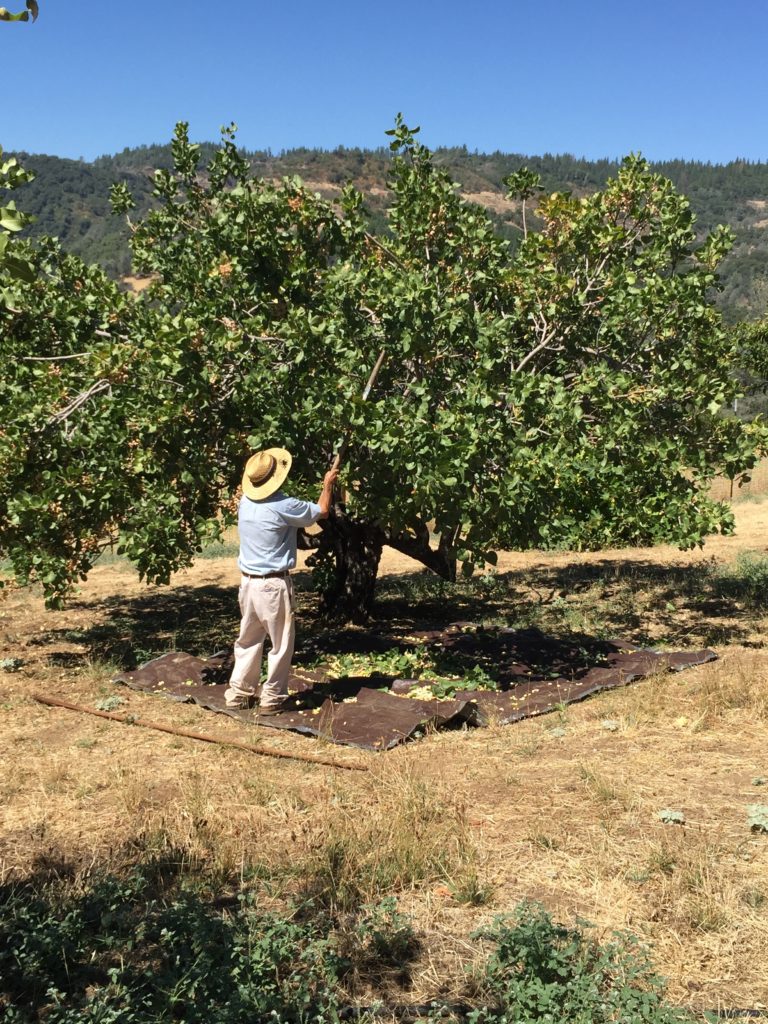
[224,447,338,714]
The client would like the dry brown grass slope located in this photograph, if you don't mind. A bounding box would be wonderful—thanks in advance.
[1,496,767,1012]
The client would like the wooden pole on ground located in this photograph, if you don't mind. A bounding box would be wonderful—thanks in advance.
[32,694,369,772]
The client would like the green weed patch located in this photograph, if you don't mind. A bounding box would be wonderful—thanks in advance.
[461,902,695,1024]
[712,551,768,608]
[0,869,697,1023]
[1,869,346,1023]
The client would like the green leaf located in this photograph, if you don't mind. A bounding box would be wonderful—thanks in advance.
[95,695,127,712]
[0,205,24,232]
[657,809,685,825]
[747,804,768,833]
[4,252,35,280]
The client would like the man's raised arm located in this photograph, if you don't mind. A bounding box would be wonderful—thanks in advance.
[317,467,339,519]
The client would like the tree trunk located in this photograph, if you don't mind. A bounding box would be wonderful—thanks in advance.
[302,509,458,624]
[316,507,385,624]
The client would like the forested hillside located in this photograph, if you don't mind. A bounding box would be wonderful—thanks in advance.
[13,142,768,321]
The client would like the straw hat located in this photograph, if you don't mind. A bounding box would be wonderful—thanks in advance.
[241,448,292,500]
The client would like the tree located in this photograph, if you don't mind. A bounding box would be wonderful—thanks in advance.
[1,119,763,619]
[729,315,768,421]
[736,316,768,387]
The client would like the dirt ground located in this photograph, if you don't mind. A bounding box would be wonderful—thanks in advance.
[1,500,768,1013]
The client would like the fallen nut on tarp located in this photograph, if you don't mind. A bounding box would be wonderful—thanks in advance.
[32,694,368,772]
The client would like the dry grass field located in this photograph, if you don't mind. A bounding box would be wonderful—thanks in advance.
[709,457,768,502]
[2,493,768,1016]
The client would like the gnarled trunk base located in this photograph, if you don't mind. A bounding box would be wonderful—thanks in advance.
[302,510,457,624]
[317,510,384,624]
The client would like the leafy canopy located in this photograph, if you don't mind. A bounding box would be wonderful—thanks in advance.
[0,120,763,607]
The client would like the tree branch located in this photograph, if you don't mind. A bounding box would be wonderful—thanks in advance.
[45,378,111,429]
[514,329,558,373]
[94,328,131,341]
[383,524,457,581]
[363,230,409,271]
[22,352,89,361]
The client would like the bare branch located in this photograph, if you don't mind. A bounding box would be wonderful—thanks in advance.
[360,305,381,325]
[22,352,89,362]
[241,332,291,345]
[45,378,111,428]
[514,329,557,373]
[363,230,409,271]
[94,328,131,341]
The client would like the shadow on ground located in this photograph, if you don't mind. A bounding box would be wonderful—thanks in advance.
[375,556,766,648]
[33,583,241,670]
[29,555,766,677]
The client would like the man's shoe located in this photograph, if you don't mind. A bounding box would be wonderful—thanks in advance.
[257,701,291,717]
[225,695,256,710]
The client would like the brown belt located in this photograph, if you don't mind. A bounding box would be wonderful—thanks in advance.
[241,570,289,580]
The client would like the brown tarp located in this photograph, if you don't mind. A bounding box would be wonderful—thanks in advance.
[113,626,716,752]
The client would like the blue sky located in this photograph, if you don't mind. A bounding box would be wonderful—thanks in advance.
[2,0,768,163]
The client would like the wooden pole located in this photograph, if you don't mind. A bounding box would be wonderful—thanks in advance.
[330,347,387,473]
[32,694,368,772]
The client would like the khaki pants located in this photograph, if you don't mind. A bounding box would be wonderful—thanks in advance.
[224,576,295,708]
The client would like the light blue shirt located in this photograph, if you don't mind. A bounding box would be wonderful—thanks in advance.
[237,490,323,575]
